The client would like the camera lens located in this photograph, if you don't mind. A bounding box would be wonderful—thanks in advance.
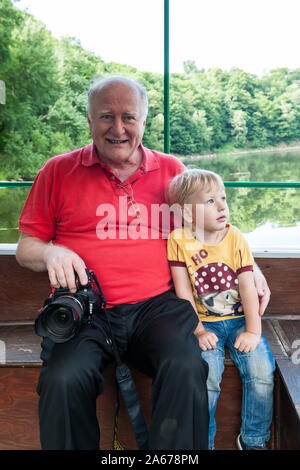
[36,296,84,343]
[46,305,73,334]
[54,307,70,323]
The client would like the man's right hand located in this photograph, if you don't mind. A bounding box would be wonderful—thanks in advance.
[16,233,88,292]
[44,244,88,292]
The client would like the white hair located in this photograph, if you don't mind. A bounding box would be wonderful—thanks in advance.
[86,75,148,121]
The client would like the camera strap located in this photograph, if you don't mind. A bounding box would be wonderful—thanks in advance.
[91,272,149,450]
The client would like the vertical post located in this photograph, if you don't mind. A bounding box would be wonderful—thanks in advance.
[164,0,170,154]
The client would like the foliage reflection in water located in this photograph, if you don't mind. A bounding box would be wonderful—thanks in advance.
[0,150,300,249]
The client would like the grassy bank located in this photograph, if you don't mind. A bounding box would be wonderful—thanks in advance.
[179,141,300,162]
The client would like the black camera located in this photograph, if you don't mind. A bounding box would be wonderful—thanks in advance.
[35,269,102,343]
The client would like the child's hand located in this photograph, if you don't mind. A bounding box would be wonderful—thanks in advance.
[196,330,219,351]
[234,332,261,353]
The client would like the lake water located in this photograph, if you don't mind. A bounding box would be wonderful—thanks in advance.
[183,148,300,252]
[1,148,300,252]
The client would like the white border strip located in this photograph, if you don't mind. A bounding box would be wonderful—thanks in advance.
[0,243,300,258]
[252,249,300,258]
[0,243,18,254]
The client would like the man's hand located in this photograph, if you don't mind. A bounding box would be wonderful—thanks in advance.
[44,245,88,292]
[16,233,88,292]
[253,265,271,316]
[237,266,271,316]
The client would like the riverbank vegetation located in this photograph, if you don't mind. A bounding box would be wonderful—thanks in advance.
[1,0,300,179]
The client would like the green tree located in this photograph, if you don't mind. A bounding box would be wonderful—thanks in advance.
[2,0,300,179]
[230,109,248,146]
[0,10,60,177]
[183,60,201,75]
[0,0,22,66]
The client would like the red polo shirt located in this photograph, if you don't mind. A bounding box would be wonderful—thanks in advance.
[19,144,185,306]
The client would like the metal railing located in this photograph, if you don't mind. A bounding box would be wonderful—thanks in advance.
[0,182,33,187]
[164,0,170,154]
[1,181,300,188]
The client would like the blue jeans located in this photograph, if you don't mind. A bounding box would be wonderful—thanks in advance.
[201,316,275,449]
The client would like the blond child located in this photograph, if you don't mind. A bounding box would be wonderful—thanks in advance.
[167,169,275,450]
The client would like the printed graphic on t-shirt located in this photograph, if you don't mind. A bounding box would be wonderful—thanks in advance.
[193,262,241,316]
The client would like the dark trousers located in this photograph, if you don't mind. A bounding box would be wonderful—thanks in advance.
[37,290,209,450]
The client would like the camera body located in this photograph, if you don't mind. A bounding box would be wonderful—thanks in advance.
[35,270,101,343]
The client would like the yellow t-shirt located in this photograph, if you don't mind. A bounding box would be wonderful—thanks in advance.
[167,224,254,321]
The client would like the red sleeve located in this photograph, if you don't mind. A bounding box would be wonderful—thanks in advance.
[18,167,56,242]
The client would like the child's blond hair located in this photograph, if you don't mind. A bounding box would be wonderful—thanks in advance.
[168,169,225,206]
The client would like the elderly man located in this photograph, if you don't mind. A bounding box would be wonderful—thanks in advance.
[16,76,269,450]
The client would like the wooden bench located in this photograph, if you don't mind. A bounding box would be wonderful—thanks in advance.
[1,245,300,450]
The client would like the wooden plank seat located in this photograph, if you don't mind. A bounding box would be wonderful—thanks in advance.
[1,250,300,450]
[265,318,300,450]
[0,322,242,450]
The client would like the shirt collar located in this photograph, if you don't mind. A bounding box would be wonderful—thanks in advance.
[81,143,160,178]
[81,143,102,167]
